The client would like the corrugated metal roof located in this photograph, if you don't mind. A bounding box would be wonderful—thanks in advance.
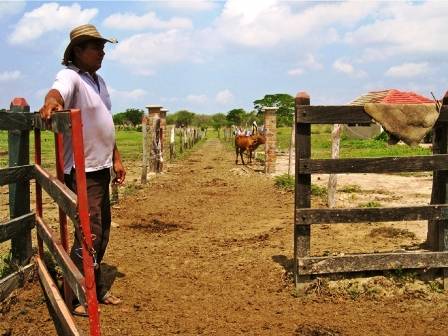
[349,89,434,105]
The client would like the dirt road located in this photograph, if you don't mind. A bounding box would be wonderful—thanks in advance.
[2,138,448,335]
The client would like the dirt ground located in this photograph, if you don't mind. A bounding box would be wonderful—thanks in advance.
[1,138,448,335]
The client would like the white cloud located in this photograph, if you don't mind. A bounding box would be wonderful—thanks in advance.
[9,3,97,44]
[103,11,192,30]
[215,89,234,104]
[109,87,147,100]
[287,68,303,76]
[0,2,25,19]
[214,1,378,48]
[345,2,448,57]
[159,1,216,12]
[333,59,366,78]
[303,54,323,70]
[109,30,196,73]
[385,62,430,78]
[187,94,207,104]
[0,70,21,81]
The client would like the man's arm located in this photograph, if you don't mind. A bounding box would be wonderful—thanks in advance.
[112,144,126,185]
[39,89,64,120]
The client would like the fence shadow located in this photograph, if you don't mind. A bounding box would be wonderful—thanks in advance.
[272,254,294,274]
[100,263,125,294]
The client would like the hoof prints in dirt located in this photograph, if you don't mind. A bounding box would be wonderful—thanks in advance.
[295,323,342,336]
[130,218,181,233]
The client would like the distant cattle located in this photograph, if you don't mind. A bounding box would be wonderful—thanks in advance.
[235,133,266,165]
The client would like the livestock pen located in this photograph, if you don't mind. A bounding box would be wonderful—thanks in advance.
[294,91,448,290]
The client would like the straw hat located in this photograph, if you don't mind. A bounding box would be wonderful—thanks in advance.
[62,24,117,65]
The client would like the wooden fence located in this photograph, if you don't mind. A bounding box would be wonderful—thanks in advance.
[141,122,204,183]
[294,92,448,290]
[1,104,102,335]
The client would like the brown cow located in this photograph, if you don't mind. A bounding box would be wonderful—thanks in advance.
[235,133,266,165]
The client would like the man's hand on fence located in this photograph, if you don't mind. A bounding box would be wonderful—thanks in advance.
[39,89,64,120]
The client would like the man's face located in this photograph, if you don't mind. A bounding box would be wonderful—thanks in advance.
[74,39,106,73]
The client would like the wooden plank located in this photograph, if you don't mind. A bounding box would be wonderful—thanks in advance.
[0,263,34,302]
[33,112,72,134]
[33,164,78,223]
[298,251,448,275]
[36,216,86,307]
[295,93,312,288]
[439,105,448,122]
[296,105,372,124]
[0,112,33,130]
[36,256,82,336]
[296,204,448,225]
[0,212,35,243]
[298,154,448,174]
[8,105,32,266]
[296,105,448,124]
[0,165,35,186]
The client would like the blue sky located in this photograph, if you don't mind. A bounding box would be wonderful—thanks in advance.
[1,0,448,115]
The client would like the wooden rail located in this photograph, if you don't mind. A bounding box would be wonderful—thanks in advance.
[0,263,35,302]
[0,212,35,243]
[33,164,78,223]
[295,204,448,225]
[36,256,81,336]
[294,94,448,290]
[36,216,86,307]
[0,165,35,186]
[299,251,448,275]
[296,105,448,124]
[298,154,448,174]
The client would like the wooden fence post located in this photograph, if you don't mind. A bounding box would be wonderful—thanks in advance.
[146,105,162,173]
[263,107,278,174]
[328,124,342,208]
[8,98,32,266]
[294,91,311,289]
[169,126,175,160]
[429,91,448,287]
[288,114,295,176]
[141,115,148,184]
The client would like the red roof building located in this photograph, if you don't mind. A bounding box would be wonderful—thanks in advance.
[350,89,434,105]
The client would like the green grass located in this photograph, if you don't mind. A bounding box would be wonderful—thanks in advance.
[274,173,294,191]
[0,127,205,168]
[339,184,362,193]
[274,173,328,197]
[358,201,382,208]
[0,251,13,278]
[275,126,431,158]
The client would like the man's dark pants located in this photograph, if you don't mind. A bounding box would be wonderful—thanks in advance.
[64,168,111,300]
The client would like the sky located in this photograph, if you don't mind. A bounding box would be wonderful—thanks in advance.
[1,0,448,115]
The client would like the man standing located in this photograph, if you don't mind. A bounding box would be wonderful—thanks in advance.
[39,24,125,316]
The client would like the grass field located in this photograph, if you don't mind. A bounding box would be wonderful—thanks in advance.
[1,126,432,168]
[276,125,431,158]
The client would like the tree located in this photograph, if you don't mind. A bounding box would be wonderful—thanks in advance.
[169,110,196,127]
[124,108,144,126]
[112,108,144,126]
[253,93,294,127]
[226,108,247,126]
[211,113,227,130]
